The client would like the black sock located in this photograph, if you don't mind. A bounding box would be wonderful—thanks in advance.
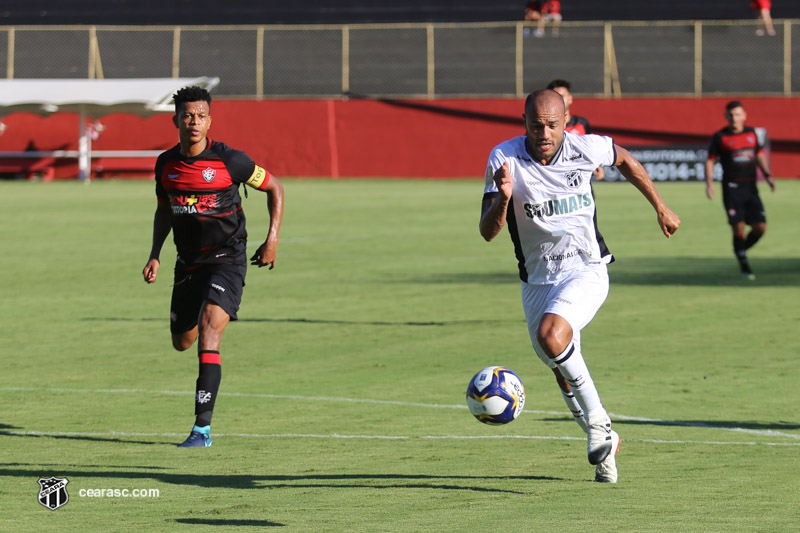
[733,235,751,273]
[744,231,762,250]
[195,350,221,427]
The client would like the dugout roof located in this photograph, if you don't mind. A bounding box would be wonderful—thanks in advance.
[0,77,220,117]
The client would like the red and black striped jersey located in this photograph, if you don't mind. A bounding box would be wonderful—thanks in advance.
[154,139,267,265]
[708,126,764,190]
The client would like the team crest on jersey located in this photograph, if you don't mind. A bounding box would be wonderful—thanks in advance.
[565,170,583,188]
[202,167,216,182]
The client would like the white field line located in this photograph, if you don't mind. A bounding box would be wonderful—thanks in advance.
[2,386,799,443]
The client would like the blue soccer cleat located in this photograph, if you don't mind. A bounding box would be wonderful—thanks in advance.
[178,425,212,447]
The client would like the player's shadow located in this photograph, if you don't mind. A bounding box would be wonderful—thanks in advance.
[543,416,800,432]
[0,465,562,492]
[82,316,515,327]
[396,257,799,287]
[172,519,285,527]
[609,256,799,287]
[611,418,800,432]
[0,427,164,446]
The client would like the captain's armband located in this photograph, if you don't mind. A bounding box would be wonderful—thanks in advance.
[245,165,270,190]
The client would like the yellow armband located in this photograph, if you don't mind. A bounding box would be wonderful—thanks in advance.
[245,165,270,190]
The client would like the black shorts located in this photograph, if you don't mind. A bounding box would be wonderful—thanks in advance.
[170,262,247,335]
[722,185,766,226]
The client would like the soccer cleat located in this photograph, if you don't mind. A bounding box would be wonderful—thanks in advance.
[742,272,756,281]
[178,425,212,448]
[595,430,620,483]
[586,412,613,465]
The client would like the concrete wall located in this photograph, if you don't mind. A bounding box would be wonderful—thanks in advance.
[1,96,797,179]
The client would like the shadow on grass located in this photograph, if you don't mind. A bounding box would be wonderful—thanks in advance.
[542,416,800,432]
[392,257,799,287]
[172,519,285,527]
[608,256,800,287]
[0,429,164,446]
[0,465,561,493]
[81,317,517,327]
[611,419,800,432]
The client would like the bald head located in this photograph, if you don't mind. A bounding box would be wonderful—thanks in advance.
[525,89,566,117]
[523,89,567,163]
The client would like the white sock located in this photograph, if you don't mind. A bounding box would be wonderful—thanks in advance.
[552,341,605,419]
[560,388,588,433]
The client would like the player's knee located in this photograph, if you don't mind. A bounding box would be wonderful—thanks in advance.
[172,332,196,351]
[536,326,571,358]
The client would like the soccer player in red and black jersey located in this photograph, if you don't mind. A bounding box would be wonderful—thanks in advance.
[705,100,775,280]
[142,86,284,447]
[546,79,605,180]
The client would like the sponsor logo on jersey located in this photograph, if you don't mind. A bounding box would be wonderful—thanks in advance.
[170,193,219,215]
[202,167,217,182]
[523,193,593,220]
[543,249,591,262]
[568,152,583,161]
[167,173,181,180]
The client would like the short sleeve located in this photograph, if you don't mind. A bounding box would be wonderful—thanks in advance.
[484,146,509,194]
[707,132,720,160]
[221,147,257,184]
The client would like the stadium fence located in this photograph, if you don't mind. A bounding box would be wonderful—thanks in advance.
[3,19,799,98]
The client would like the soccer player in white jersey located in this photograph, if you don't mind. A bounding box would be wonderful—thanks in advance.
[479,89,680,483]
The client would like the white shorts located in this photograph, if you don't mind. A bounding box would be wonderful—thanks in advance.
[522,263,609,368]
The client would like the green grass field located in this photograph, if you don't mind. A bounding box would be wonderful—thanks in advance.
[1,178,798,532]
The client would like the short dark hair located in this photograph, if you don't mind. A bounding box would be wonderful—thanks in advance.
[546,79,571,91]
[173,86,212,114]
[725,100,743,113]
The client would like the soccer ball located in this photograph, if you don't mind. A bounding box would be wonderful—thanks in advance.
[466,366,526,425]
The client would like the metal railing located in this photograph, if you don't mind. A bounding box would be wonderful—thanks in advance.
[2,19,798,98]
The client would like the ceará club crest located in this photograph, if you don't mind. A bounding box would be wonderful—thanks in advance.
[565,170,583,188]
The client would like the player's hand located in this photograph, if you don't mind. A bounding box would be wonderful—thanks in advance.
[493,162,513,200]
[767,177,776,193]
[657,207,681,238]
[143,258,159,283]
[705,183,715,200]
[250,238,278,269]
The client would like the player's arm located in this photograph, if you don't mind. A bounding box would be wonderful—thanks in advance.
[479,162,513,242]
[245,165,285,269]
[704,158,717,200]
[756,150,776,192]
[614,146,681,238]
[143,200,172,283]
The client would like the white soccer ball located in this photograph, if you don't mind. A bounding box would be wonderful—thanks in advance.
[466,366,526,425]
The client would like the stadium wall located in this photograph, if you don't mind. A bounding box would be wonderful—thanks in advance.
[1,97,797,179]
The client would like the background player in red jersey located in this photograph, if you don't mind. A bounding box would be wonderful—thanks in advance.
[142,86,285,447]
[546,79,605,180]
[705,100,774,280]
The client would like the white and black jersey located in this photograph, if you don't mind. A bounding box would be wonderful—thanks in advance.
[484,132,616,284]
